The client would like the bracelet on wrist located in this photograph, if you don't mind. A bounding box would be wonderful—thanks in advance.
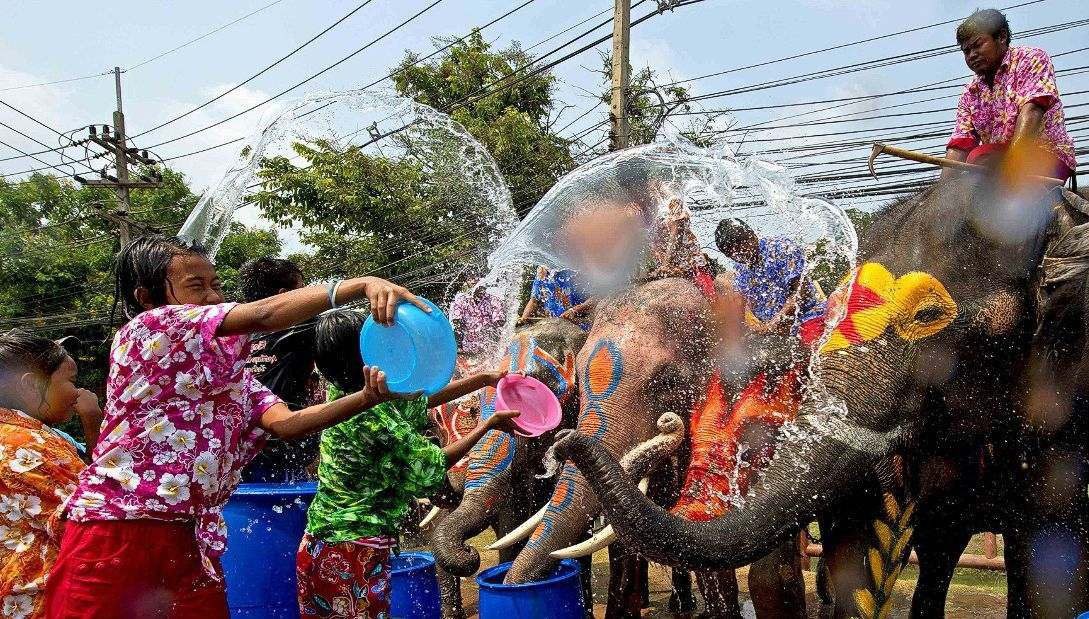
[327,279,344,309]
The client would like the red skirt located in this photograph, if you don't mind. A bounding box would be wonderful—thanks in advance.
[45,520,228,619]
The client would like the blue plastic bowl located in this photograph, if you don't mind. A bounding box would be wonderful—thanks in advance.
[359,297,456,396]
[476,559,584,619]
[222,482,317,618]
[390,551,442,619]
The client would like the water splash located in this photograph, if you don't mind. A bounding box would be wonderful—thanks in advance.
[178,88,521,359]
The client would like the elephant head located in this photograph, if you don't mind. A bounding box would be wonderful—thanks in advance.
[503,277,715,583]
[431,317,587,576]
[555,177,1071,572]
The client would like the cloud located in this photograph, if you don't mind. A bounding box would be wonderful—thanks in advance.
[631,38,685,83]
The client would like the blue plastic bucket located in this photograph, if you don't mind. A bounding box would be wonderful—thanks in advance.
[389,551,442,619]
[222,482,317,618]
[476,560,584,619]
[359,297,457,395]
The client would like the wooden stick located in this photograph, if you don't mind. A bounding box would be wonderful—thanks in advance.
[804,543,1005,572]
[867,142,1065,186]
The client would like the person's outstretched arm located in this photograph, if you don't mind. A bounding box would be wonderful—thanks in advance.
[427,370,506,409]
[261,366,397,439]
[218,276,430,337]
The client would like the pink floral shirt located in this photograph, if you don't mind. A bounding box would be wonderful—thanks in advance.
[64,303,281,577]
[949,46,1076,173]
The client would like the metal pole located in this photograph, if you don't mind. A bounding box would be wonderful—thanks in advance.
[609,0,631,151]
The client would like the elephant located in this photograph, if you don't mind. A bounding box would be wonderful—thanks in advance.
[499,277,716,588]
[555,178,1089,617]
[429,316,590,614]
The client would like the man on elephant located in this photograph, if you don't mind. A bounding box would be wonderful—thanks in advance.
[943,8,1076,182]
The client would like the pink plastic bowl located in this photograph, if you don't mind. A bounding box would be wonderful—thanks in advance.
[494,374,562,438]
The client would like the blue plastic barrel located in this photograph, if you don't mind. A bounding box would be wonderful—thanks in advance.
[222,482,317,618]
[389,551,442,619]
[476,560,584,619]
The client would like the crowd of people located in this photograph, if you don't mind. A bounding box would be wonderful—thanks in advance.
[0,7,1077,619]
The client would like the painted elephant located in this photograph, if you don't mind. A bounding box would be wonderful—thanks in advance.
[430,317,588,580]
[557,179,1089,617]
[502,277,715,586]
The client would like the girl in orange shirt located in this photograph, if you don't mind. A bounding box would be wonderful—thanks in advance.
[0,330,101,618]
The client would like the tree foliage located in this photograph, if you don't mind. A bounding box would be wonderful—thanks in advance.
[0,169,279,407]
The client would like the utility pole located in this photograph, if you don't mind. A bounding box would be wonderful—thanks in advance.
[609,0,631,151]
[76,67,162,247]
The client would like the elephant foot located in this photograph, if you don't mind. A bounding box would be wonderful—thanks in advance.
[669,590,699,614]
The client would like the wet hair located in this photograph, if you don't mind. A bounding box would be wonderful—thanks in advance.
[0,329,71,410]
[238,257,304,303]
[956,9,1011,45]
[113,235,209,319]
[715,218,758,258]
[314,309,366,393]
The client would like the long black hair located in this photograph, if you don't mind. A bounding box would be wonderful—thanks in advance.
[314,309,367,393]
[0,329,71,410]
[113,235,209,320]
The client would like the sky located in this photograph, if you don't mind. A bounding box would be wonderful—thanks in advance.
[1,0,1085,203]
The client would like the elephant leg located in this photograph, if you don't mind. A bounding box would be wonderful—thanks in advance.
[605,542,643,619]
[578,553,594,619]
[669,568,698,614]
[818,512,873,619]
[909,527,971,619]
[748,532,806,618]
[695,568,742,619]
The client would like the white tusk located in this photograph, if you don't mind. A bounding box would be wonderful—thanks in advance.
[487,504,548,550]
[419,506,442,529]
[548,479,648,560]
[551,525,616,559]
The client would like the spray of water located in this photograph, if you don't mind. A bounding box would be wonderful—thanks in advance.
[178,88,522,365]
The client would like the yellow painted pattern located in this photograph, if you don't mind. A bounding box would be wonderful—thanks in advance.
[821,262,958,354]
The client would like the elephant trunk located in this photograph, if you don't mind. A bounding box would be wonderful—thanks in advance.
[555,414,876,570]
[432,473,511,577]
[504,464,598,584]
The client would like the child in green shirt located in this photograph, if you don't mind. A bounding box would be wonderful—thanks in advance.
[297,309,518,618]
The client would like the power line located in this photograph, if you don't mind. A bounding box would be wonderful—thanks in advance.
[125,0,291,72]
[659,0,1049,88]
[143,0,450,149]
[132,0,379,139]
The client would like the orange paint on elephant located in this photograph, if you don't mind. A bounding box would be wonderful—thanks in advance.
[671,370,800,522]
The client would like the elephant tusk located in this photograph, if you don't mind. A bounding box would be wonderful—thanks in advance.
[419,506,442,529]
[487,504,548,551]
[547,478,649,559]
[551,525,616,559]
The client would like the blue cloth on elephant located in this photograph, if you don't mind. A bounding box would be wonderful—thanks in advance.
[734,237,824,323]
[531,269,588,318]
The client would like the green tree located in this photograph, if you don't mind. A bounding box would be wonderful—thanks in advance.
[0,169,279,439]
[393,32,574,212]
[252,32,585,301]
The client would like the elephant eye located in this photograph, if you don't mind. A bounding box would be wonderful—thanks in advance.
[914,306,945,324]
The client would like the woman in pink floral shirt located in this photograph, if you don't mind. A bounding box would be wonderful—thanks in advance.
[46,235,430,619]
[944,8,1076,181]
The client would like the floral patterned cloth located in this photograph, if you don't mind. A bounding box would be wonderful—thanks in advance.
[63,303,282,579]
[734,237,824,323]
[530,269,587,318]
[949,46,1076,174]
[449,288,507,356]
[0,407,84,619]
[296,532,393,619]
[306,391,446,543]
